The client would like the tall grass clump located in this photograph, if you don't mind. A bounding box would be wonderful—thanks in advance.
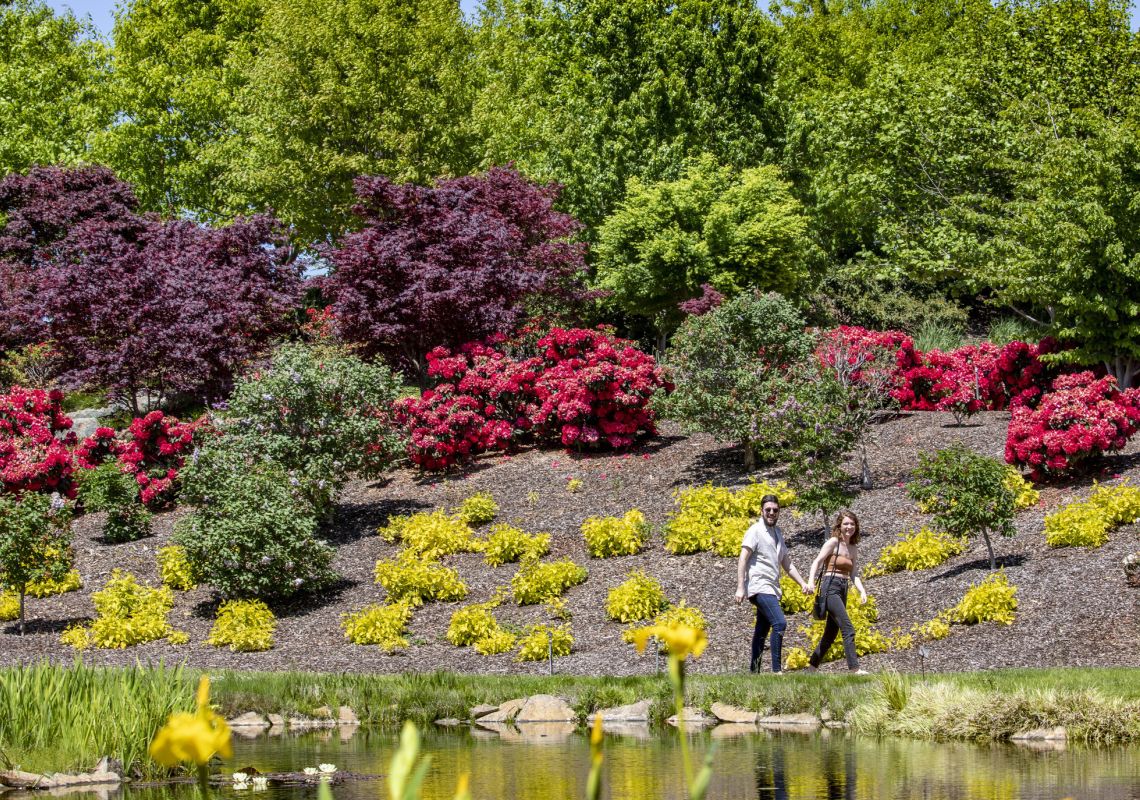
[912,320,964,353]
[0,662,192,777]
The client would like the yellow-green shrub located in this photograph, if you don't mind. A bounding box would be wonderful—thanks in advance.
[24,569,82,598]
[622,601,707,651]
[482,524,549,567]
[447,601,502,647]
[511,559,587,605]
[378,511,481,560]
[915,616,951,640]
[207,600,276,652]
[709,516,753,557]
[342,602,413,651]
[157,545,197,591]
[474,628,517,655]
[664,481,795,555]
[863,528,967,577]
[62,570,179,650]
[784,646,811,671]
[0,592,17,621]
[1044,482,1140,548]
[951,572,1017,625]
[566,478,583,493]
[515,623,572,661]
[374,554,468,605]
[605,570,668,623]
[797,594,890,663]
[456,492,498,526]
[779,574,813,614]
[1003,467,1040,511]
[581,509,650,557]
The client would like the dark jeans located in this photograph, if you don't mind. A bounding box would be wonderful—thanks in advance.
[810,576,860,670]
[749,592,786,673]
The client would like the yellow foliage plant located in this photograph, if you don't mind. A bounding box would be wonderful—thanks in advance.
[455,492,498,526]
[1044,482,1140,549]
[207,599,277,652]
[582,509,650,557]
[482,524,549,567]
[511,558,587,605]
[25,569,82,598]
[374,554,468,606]
[862,528,967,578]
[1003,467,1040,511]
[515,623,572,661]
[447,598,509,652]
[664,480,795,555]
[378,511,482,561]
[796,594,890,664]
[342,602,414,650]
[0,591,17,621]
[779,574,814,614]
[605,570,668,623]
[157,545,197,591]
[622,600,707,652]
[61,570,181,650]
[950,572,1017,625]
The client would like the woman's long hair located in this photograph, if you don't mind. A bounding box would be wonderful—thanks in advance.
[830,510,861,544]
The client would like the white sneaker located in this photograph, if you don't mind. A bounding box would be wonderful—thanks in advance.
[852,669,869,675]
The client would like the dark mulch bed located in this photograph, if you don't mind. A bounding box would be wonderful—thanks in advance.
[3,413,1139,675]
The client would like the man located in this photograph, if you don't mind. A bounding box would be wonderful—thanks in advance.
[735,494,812,673]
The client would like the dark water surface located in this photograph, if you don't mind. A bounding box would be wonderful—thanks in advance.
[120,726,1139,800]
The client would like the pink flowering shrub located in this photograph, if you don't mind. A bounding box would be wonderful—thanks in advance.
[76,411,209,509]
[395,328,667,469]
[0,387,77,497]
[1005,372,1140,479]
[533,328,667,449]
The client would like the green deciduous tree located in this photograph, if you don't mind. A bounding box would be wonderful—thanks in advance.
[471,0,780,229]
[94,0,263,218]
[0,492,72,635]
[0,1,108,174]
[657,291,813,469]
[907,442,1015,571]
[594,157,814,345]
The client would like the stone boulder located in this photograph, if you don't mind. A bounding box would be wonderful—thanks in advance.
[594,699,652,722]
[475,697,527,724]
[666,707,715,728]
[515,695,576,723]
[1010,726,1067,741]
[470,704,498,719]
[228,712,270,729]
[710,702,759,724]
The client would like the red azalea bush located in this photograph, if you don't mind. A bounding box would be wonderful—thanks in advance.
[1005,371,1140,479]
[77,411,209,509]
[533,327,666,449]
[395,327,668,469]
[0,387,77,497]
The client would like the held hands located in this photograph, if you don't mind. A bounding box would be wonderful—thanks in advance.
[800,581,813,595]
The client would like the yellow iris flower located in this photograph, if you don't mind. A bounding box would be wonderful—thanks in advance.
[631,622,707,660]
[149,675,233,768]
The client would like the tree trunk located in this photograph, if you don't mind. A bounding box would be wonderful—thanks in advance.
[860,443,873,490]
[1106,356,1140,389]
[742,438,756,471]
[982,528,996,571]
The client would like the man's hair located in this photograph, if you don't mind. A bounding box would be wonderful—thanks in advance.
[760,494,780,509]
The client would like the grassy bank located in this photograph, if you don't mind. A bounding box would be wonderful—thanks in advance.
[2,664,1139,778]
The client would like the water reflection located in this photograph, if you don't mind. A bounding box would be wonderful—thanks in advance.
[84,726,1140,800]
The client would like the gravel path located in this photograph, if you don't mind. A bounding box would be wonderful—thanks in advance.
[3,412,1139,675]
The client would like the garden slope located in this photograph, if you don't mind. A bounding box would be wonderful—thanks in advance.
[3,412,1139,675]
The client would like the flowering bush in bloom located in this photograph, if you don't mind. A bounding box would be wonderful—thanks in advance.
[395,328,667,469]
[1005,372,1140,479]
[0,387,77,497]
[116,411,207,509]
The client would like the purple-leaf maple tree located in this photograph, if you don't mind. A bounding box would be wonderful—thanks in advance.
[0,167,302,412]
[324,166,591,380]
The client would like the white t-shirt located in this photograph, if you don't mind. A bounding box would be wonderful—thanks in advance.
[742,520,789,598]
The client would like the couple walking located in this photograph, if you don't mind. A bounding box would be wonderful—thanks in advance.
[734,494,869,674]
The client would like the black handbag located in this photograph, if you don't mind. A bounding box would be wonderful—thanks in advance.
[811,544,840,621]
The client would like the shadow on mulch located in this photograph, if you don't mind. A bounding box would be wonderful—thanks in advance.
[675,444,752,486]
[928,553,1028,581]
[3,616,90,635]
[190,578,363,620]
[321,498,432,545]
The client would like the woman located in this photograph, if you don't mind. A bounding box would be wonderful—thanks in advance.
[807,510,869,674]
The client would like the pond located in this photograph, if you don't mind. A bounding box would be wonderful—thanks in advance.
[117,726,1140,800]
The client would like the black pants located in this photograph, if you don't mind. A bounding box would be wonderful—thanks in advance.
[809,576,860,670]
